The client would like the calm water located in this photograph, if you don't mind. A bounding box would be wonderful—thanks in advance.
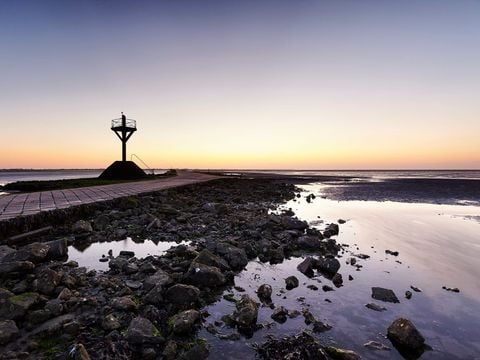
[68,238,190,271]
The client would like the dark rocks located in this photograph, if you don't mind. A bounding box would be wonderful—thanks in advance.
[0,292,39,320]
[271,306,289,323]
[285,276,299,290]
[405,291,412,299]
[297,257,316,277]
[325,346,361,360]
[125,280,142,290]
[72,220,93,233]
[143,270,173,291]
[296,235,322,250]
[214,243,248,271]
[45,238,68,260]
[93,214,110,231]
[442,286,460,293]
[281,216,308,230]
[0,320,19,345]
[111,296,138,311]
[233,295,259,334]
[322,285,334,292]
[126,316,164,345]
[268,247,285,264]
[365,303,387,312]
[0,261,35,276]
[193,249,230,271]
[387,318,426,352]
[332,273,343,287]
[371,287,400,303]
[108,256,129,271]
[385,249,399,256]
[3,242,50,263]
[316,257,341,277]
[166,284,200,307]
[257,284,273,302]
[312,320,332,333]
[323,223,339,238]
[102,314,121,331]
[185,263,226,288]
[31,313,75,335]
[45,299,63,316]
[36,268,61,295]
[256,332,328,359]
[171,309,201,335]
[410,286,422,292]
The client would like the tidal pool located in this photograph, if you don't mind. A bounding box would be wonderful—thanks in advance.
[68,237,190,271]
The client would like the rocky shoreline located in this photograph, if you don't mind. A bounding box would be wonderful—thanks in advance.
[0,178,428,359]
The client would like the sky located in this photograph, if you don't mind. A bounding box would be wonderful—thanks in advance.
[0,0,479,170]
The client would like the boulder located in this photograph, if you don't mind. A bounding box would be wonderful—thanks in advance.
[325,347,361,360]
[269,247,285,264]
[316,257,341,277]
[0,245,15,261]
[93,214,110,231]
[108,256,129,272]
[387,318,425,350]
[111,296,138,311]
[185,262,226,288]
[323,223,339,238]
[165,284,200,307]
[233,295,259,333]
[143,270,173,291]
[0,320,19,345]
[271,306,289,323]
[3,243,49,264]
[296,236,322,250]
[72,220,93,233]
[36,268,61,295]
[297,257,316,277]
[332,273,343,287]
[45,238,68,260]
[285,276,299,290]
[0,292,39,320]
[31,314,75,335]
[102,313,121,331]
[215,243,248,270]
[257,284,272,302]
[371,287,400,303]
[281,217,308,230]
[0,261,35,276]
[193,249,230,271]
[45,299,64,316]
[171,309,201,335]
[126,316,164,345]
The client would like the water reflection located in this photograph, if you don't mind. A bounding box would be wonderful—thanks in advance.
[68,237,190,271]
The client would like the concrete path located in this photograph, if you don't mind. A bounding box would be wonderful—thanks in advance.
[0,171,219,221]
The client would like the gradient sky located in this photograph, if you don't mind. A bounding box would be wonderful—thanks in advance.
[1,0,479,169]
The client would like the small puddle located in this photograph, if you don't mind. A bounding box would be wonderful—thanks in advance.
[68,238,190,271]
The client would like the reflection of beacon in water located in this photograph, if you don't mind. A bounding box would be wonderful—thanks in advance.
[110,112,137,162]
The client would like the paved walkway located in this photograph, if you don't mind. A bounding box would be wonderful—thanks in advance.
[0,171,219,221]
